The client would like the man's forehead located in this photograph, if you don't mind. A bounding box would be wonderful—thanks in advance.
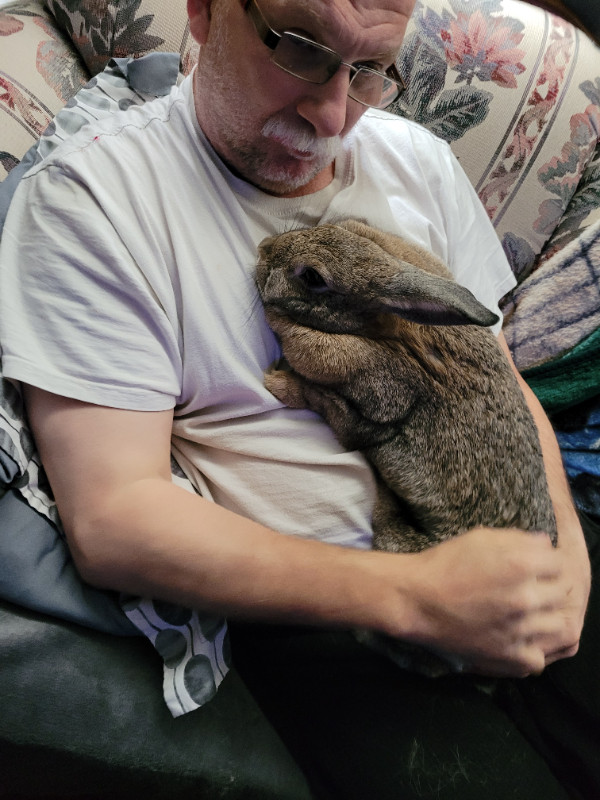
[263,0,413,31]
[266,0,413,11]
[262,0,412,52]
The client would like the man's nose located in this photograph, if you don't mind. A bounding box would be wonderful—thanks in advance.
[295,67,352,139]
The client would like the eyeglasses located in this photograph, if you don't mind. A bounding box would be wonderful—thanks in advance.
[242,0,406,110]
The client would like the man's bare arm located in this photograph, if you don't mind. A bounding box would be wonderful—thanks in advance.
[497,332,591,663]
[23,384,577,677]
[22,386,392,627]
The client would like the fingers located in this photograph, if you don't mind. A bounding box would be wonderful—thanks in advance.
[470,651,545,679]
[468,608,580,677]
[544,642,580,665]
[538,617,583,666]
[495,569,563,626]
[464,589,574,677]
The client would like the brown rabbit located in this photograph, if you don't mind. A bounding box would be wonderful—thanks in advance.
[256,219,557,675]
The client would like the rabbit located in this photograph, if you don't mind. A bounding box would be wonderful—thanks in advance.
[255,218,557,677]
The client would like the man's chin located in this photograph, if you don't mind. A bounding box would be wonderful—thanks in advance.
[253,156,334,197]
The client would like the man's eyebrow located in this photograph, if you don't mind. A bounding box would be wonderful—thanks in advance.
[266,3,400,63]
[280,24,399,63]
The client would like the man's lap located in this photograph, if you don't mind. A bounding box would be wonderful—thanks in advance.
[229,514,600,800]
[230,622,571,799]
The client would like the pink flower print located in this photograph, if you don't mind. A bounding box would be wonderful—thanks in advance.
[0,13,24,36]
[442,10,526,88]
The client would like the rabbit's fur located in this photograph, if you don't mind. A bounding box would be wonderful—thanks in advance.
[256,219,557,675]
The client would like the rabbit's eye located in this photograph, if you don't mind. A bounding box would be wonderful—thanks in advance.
[294,264,330,294]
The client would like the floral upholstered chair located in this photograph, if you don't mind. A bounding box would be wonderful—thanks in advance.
[0,0,599,797]
[3,0,597,389]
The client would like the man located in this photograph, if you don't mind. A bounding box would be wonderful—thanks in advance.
[0,0,596,796]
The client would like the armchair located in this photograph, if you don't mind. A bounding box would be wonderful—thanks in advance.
[0,0,598,796]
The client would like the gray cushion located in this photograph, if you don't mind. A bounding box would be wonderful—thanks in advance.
[0,597,313,799]
[0,489,137,635]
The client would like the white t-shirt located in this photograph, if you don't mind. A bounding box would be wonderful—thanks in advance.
[0,74,516,550]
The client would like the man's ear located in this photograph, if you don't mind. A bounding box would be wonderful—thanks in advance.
[187,0,213,45]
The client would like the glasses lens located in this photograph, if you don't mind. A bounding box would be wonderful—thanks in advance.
[273,32,341,84]
[349,67,402,108]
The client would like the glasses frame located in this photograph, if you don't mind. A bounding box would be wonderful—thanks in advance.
[241,0,406,109]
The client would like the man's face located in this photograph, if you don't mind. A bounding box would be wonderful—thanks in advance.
[191,0,413,197]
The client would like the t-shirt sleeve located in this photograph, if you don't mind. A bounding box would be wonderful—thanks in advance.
[0,162,182,410]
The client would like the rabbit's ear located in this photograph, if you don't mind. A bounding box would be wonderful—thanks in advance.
[381,264,499,327]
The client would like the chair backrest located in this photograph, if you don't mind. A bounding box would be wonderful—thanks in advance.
[0,0,196,181]
[391,0,600,278]
[1,0,599,275]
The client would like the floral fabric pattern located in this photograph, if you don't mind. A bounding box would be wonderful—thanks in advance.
[0,1,88,178]
[47,0,166,75]
[394,0,526,142]
[443,8,526,88]
[395,0,600,282]
[0,74,51,146]
[0,11,24,35]
[478,19,577,220]
[0,0,197,179]
[46,0,197,76]
[537,82,600,262]
[34,12,91,102]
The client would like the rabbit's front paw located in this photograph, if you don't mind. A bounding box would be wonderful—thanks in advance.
[264,368,307,409]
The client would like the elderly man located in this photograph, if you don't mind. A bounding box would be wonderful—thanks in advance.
[0,0,597,797]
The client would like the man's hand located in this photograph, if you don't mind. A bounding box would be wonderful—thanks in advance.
[541,521,590,666]
[381,526,581,678]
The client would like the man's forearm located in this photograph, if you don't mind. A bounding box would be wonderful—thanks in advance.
[23,387,402,634]
[497,333,590,662]
[73,476,580,676]
[73,475,410,632]
[499,333,588,553]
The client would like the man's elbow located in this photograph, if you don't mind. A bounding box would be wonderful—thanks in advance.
[64,511,128,590]
[59,477,173,593]
[61,490,154,591]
